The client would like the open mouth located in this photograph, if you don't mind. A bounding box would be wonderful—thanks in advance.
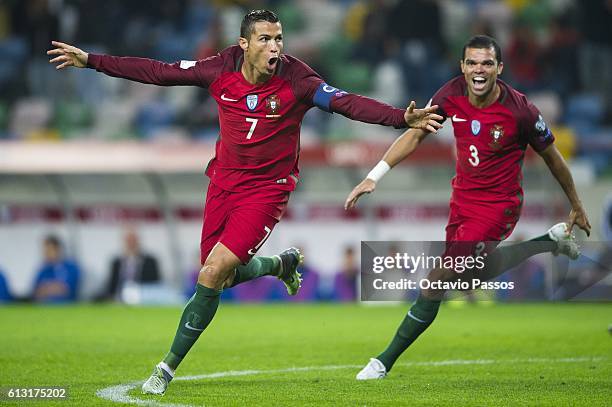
[267,57,279,71]
[472,76,487,91]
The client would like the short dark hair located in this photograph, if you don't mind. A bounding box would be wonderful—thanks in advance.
[44,234,62,249]
[240,9,280,39]
[462,35,502,63]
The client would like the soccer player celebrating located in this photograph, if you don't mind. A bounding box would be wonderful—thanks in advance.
[48,10,442,394]
[345,35,592,380]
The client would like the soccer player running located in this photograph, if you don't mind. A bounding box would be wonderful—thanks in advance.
[345,35,592,380]
[48,10,442,394]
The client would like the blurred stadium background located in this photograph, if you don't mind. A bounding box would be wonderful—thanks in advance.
[0,0,610,304]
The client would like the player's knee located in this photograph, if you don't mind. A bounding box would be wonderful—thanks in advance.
[197,262,232,287]
[221,270,237,289]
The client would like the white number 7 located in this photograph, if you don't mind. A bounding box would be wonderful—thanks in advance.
[248,226,271,255]
[246,117,258,139]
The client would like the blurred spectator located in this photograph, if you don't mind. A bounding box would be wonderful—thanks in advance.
[32,235,80,303]
[11,0,58,56]
[541,12,580,98]
[599,193,612,275]
[0,266,12,302]
[387,0,447,104]
[332,245,359,301]
[595,197,612,297]
[12,0,60,98]
[603,193,612,242]
[98,227,160,302]
[193,11,223,60]
[578,0,612,121]
[349,0,393,67]
[506,20,543,93]
[0,0,608,165]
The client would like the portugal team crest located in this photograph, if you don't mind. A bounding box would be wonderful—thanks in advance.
[266,94,281,115]
[246,94,258,111]
[489,124,504,150]
[471,119,481,136]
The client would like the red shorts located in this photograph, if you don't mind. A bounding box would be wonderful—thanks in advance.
[200,182,290,265]
[443,195,521,258]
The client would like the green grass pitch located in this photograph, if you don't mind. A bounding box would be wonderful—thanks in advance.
[1,302,610,406]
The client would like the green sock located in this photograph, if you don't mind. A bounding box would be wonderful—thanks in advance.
[478,233,555,281]
[230,256,280,288]
[163,284,221,370]
[377,295,441,371]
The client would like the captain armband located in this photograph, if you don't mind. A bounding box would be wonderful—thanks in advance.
[312,82,348,112]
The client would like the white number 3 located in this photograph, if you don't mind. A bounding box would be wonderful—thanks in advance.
[246,117,258,139]
[468,144,479,167]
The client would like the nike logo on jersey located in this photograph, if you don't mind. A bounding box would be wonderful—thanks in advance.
[221,94,238,102]
[452,114,467,122]
[184,322,204,332]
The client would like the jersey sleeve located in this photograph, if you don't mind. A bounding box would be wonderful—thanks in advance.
[288,55,406,127]
[288,57,325,106]
[428,79,459,121]
[87,51,226,88]
[329,93,407,128]
[520,101,555,152]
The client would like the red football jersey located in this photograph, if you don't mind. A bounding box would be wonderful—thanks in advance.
[202,47,323,192]
[88,46,407,192]
[430,76,555,203]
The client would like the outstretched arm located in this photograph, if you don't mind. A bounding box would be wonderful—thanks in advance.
[48,41,204,86]
[538,144,591,236]
[329,93,443,132]
[344,128,429,210]
[292,65,443,131]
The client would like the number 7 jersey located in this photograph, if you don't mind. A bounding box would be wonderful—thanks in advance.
[430,76,555,202]
[204,46,325,192]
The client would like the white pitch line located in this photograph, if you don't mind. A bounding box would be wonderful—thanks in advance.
[96,357,606,407]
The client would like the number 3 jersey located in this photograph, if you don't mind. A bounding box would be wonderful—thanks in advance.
[87,45,408,192]
[430,76,555,205]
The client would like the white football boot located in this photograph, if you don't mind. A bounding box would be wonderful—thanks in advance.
[142,363,174,395]
[356,358,387,380]
[547,222,580,260]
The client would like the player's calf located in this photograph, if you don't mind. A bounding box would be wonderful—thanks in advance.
[359,294,442,379]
